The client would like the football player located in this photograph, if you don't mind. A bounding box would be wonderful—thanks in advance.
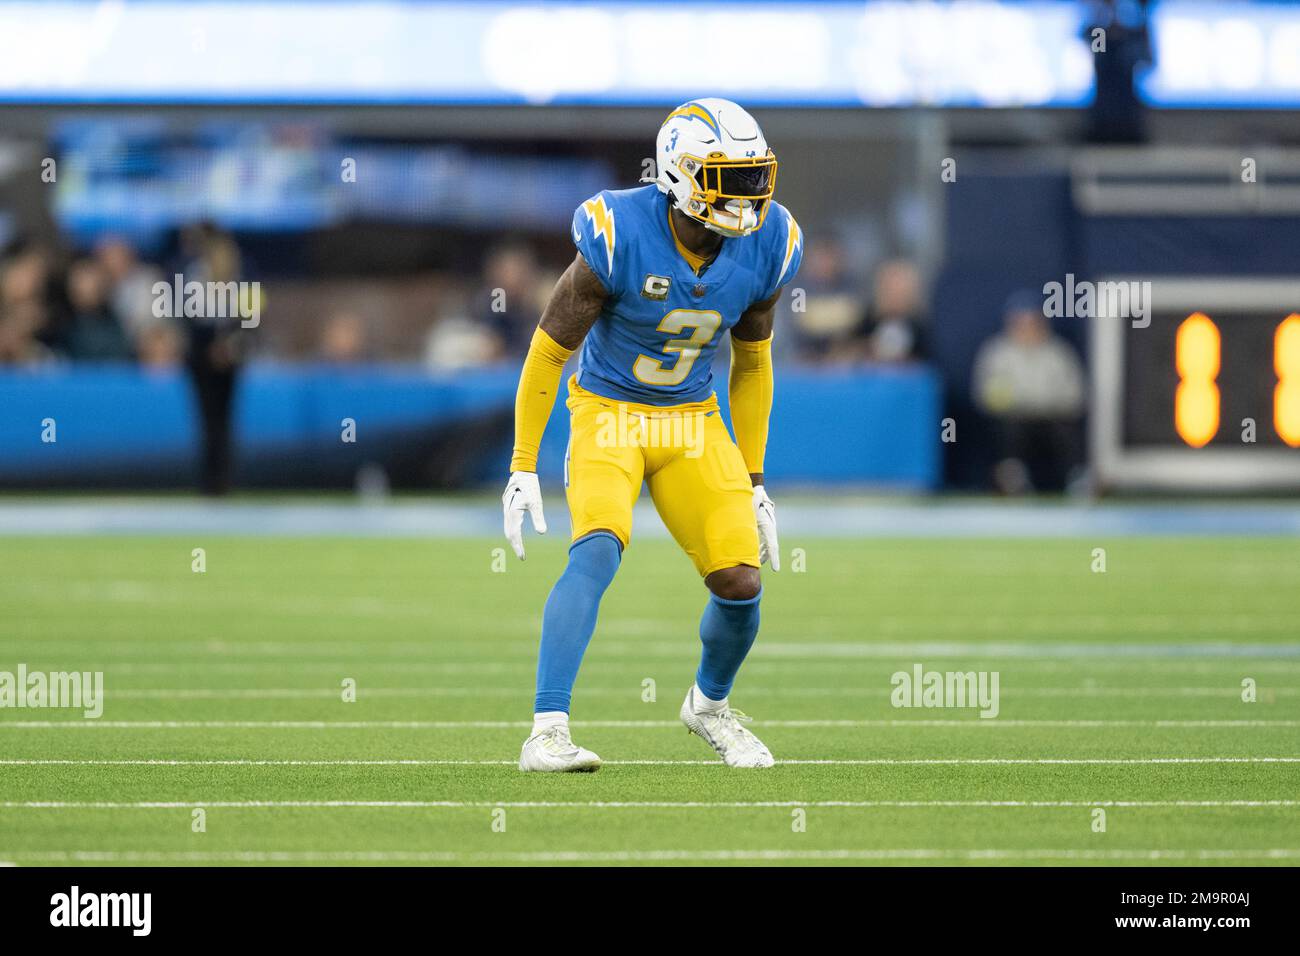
[503,98,802,771]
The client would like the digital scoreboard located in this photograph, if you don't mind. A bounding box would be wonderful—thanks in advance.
[1091,278,1300,491]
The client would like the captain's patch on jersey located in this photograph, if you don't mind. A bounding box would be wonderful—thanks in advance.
[641,274,672,300]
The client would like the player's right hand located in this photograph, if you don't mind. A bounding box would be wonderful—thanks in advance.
[502,471,547,560]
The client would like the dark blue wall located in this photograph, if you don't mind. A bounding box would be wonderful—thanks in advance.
[932,167,1083,488]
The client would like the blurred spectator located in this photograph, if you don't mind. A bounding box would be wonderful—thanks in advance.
[0,243,56,363]
[477,241,542,359]
[179,221,249,496]
[2,240,184,367]
[786,246,929,366]
[0,300,49,363]
[61,257,134,361]
[423,313,501,371]
[857,258,929,363]
[2,243,50,309]
[424,241,545,370]
[319,310,368,363]
[1084,0,1152,144]
[972,292,1085,495]
[136,322,183,370]
[95,236,167,341]
[786,237,864,361]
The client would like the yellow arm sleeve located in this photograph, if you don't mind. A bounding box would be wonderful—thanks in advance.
[509,327,575,473]
[728,334,774,476]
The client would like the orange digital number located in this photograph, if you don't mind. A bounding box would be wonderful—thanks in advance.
[1276,313,1300,448]
[1174,312,1221,449]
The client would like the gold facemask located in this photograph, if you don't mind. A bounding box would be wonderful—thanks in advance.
[678,151,778,236]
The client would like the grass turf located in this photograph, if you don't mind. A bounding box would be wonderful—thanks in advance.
[0,534,1297,866]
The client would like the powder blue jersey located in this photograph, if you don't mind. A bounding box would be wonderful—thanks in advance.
[571,184,802,406]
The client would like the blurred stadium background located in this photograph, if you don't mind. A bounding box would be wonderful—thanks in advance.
[2,0,1297,506]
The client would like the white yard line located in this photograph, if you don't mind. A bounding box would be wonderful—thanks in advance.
[97,686,1299,699]
[23,660,1300,675]
[1,848,1297,863]
[2,640,1296,659]
[0,719,1296,729]
[3,799,1297,809]
[0,757,1297,767]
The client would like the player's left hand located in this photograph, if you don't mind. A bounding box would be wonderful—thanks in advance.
[752,484,780,571]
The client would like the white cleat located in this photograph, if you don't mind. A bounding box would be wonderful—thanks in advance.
[519,724,602,773]
[680,686,775,769]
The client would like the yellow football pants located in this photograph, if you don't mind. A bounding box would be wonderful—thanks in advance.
[563,375,759,577]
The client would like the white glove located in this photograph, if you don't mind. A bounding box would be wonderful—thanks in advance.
[502,471,547,560]
[753,484,780,571]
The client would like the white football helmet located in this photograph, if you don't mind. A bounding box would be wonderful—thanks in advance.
[650,98,777,238]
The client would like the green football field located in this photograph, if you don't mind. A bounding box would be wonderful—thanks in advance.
[1,533,1297,866]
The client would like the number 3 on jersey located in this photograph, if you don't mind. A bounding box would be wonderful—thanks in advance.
[632,309,722,387]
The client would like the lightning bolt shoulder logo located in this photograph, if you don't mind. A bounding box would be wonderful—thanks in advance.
[582,196,616,277]
[778,211,802,285]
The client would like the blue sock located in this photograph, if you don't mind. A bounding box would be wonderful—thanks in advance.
[533,532,621,714]
[695,590,761,701]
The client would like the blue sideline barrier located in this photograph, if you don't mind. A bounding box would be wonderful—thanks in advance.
[0,362,941,490]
